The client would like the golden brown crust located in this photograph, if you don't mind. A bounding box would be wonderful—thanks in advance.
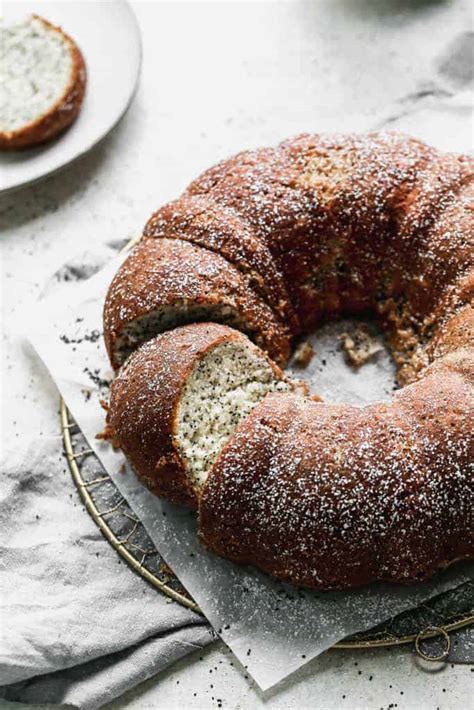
[187,132,435,329]
[0,15,87,151]
[103,238,292,369]
[144,195,300,334]
[199,364,473,589]
[384,177,473,384]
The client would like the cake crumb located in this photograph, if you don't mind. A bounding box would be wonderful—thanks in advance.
[293,341,314,367]
[339,326,382,368]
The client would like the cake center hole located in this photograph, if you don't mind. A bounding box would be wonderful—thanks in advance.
[287,318,397,405]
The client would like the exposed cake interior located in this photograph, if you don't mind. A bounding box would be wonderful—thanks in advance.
[0,18,73,132]
[175,340,291,488]
[114,301,258,367]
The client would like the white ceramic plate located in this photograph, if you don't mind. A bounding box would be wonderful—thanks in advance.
[0,0,141,194]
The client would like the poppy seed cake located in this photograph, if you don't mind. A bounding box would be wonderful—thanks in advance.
[176,340,292,487]
[0,15,86,150]
[103,132,473,589]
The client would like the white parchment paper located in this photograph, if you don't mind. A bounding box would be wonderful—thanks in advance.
[29,250,473,691]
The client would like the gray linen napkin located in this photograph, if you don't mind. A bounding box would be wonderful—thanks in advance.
[0,437,212,708]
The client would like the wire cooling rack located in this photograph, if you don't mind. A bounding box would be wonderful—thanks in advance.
[61,399,473,657]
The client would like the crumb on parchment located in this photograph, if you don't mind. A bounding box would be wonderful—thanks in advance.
[339,325,382,368]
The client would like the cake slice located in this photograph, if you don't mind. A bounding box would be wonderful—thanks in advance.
[105,323,306,508]
[143,194,300,335]
[103,238,293,369]
[0,15,86,150]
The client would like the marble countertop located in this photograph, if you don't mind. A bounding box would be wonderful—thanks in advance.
[1,1,472,707]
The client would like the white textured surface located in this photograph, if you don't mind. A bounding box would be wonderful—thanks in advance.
[1,0,473,707]
[108,639,472,710]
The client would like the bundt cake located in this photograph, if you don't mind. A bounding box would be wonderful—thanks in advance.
[103,131,473,590]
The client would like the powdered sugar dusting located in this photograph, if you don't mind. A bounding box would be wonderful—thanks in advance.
[105,131,473,589]
[200,371,473,588]
[103,238,292,368]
